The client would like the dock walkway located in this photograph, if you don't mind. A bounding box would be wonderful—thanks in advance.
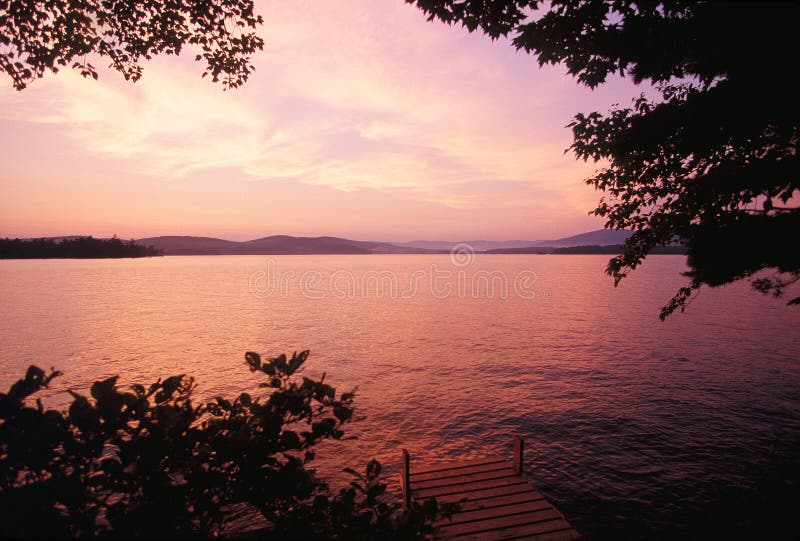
[400,437,580,540]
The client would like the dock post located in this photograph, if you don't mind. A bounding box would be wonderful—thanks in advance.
[401,448,411,511]
[513,436,524,475]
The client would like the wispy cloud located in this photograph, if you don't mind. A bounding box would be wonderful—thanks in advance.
[0,0,643,239]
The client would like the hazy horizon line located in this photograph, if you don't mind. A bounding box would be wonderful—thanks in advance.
[1,228,619,244]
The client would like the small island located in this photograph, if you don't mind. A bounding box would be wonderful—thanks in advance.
[0,236,162,259]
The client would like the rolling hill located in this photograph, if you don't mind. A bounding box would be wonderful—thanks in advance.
[134,230,641,255]
[136,235,434,255]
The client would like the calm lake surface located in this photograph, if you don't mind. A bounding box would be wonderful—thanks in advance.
[1,254,798,538]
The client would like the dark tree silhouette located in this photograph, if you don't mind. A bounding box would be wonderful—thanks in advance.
[0,0,263,90]
[409,0,800,318]
[0,352,448,538]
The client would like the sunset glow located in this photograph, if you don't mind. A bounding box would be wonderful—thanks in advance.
[0,0,645,241]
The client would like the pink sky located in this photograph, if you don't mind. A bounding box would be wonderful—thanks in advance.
[0,1,647,242]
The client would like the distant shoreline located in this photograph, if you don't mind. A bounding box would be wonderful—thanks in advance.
[1,230,689,258]
[0,246,689,259]
[0,237,162,259]
[486,245,688,255]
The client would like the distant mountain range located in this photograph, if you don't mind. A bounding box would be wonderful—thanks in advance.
[399,230,634,251]
[396,239,541,251]
[532,229,634,247]
[133,229,639,255]
[135,235,431,255]
[484,230,639,253]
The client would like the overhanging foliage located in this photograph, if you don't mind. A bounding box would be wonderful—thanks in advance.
[410,0,800,317]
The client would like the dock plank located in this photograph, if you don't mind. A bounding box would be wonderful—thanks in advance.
[438,508,563,538]
[411,460,510,483]
[414,476,530,499]
[405,450,580,540]
[447,491,546,513]
[412,467,518,490]
[412,456,506,476]
[433,499,555,527]
[431,481,541,505]
[445,518,579,541]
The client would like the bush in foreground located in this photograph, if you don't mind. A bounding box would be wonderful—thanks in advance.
[0,351,443,538]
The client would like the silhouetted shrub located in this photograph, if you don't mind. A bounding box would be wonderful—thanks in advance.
[0,352,444,538]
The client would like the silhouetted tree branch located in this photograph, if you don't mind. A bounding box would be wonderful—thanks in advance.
[0,0,264,90]
[409,0,800,317]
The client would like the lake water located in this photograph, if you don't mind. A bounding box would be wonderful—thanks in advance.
[1,254,798,538]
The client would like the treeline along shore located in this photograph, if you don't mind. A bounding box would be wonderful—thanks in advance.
[551,245,687,255]
[0,237,162,259]
[485,244,687,255]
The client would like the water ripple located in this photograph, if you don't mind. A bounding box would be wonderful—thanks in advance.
[1,255,798,538]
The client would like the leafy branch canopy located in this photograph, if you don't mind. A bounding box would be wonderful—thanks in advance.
[0,0,264,90]
[409,0,800,317]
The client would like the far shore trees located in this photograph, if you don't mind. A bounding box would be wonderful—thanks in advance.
[0,236,161,258]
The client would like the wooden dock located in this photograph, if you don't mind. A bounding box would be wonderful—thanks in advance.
[401,437,580,540]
